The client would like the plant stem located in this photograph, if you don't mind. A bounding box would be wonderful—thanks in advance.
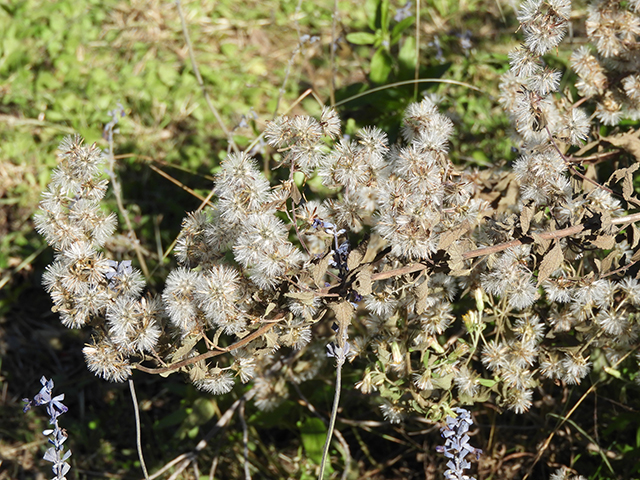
[129,378,149,480]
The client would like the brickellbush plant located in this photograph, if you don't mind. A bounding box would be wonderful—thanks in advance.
[32,0,640,478]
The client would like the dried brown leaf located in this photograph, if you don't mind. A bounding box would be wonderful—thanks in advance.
[415,275,431,315]
[263,330,280,350]
[438,221,470,251]
[602,129,640,161]
[630,223,640,249]
[329,300,355,333]
[312,254,331,288]
[284,291,316,303]
[598,249,619,276]
[609,163,640,203]
[347,238,368,271]
[291,182,302,204]
[537,241,564,286]
[497,175,520,213]
[520,202,535,235]
[447,242,471,276]
[591,234,615,250]
[169,335,200,363]
[264,302,277,316]
[354,265,373,296]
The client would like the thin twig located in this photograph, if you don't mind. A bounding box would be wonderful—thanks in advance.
[333,78,487,107]
[330,0,338,106]
[147,163,216,206]
[239,400,252,480]
[134,322,279,375]
[318,357,343,480]
[0,243,47,291]
[414,0,420,101]
[167,459,190,480]
[128,378,150,480]
[106,118,150,280]
[273,3,306,119]
[150,395,246,480]
[175,0,238,154]
[292,383,351,480]
[245,88,314,154]
[365,212,640,282]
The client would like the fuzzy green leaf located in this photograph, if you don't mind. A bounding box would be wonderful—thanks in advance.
[346,32,377,45]
[391,16,415,44]
[370,48,393,84]
[298,417,327,465]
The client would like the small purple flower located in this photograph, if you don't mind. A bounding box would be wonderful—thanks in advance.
[105,259,132,281]
[394,1,413,22]
[313,219,350,278]
[24,376,72,480]
[326,341,351,362]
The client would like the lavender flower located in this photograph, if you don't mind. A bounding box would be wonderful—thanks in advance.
[23,376,72,480]
[326,340,351,364]
[313,218,349,278]
[436,407,481,480]
[394,1,412,22]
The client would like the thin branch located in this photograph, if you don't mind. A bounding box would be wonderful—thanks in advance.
[414,0,420,101]
[175,0,238,154]
[318,356,344,480]
[147,163,216,206]
[134,322,279,375]
[292,383,352,480]
[239,400,252,480]
[273,3,306,120]
[333,78,487,107]
[370,212,640,282]
[150,395,246,480]
[330,0,338,106]
[106,117,150,280]
[244,88,314,153]
[566,149,620,164]
[128,378,149,480]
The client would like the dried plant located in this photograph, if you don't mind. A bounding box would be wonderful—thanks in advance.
[33,0,640,477]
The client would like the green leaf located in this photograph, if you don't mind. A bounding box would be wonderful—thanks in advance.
[298,417,327,465]
[431,372,454,390]
[370,47,393,84]
[365,0,381,30]
[604,366,622,379]
[154,406,189,430]
[477,378,497,387]
[176,398,217,439]
[346,32,377,45]
[471,150,491,167]
[391,16,415,44]
[398,36,416,70]
[380,0,391,33]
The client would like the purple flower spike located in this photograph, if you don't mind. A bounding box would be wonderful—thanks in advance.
[436,407,482,480]
[24,377,72,480]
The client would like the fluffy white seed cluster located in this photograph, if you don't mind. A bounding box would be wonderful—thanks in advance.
[573,1,640,123]
[37,1,640,421]
[482,245,538,309]
[37,135,161,383]
[499,0,592,208]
